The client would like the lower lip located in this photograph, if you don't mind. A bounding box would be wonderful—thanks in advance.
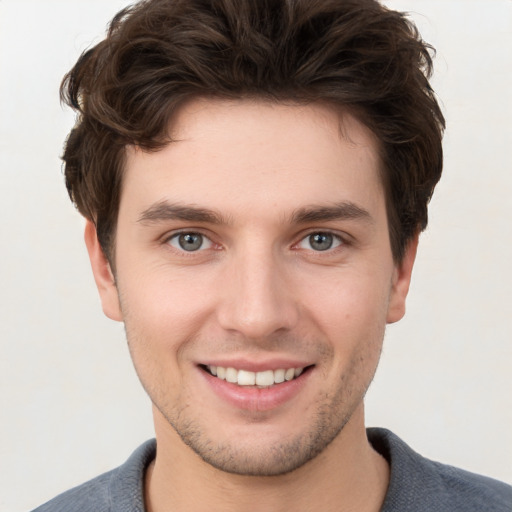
[199,368,312,412]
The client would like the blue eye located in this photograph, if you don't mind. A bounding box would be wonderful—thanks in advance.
[298,232,343,251]
[168,232,213,252]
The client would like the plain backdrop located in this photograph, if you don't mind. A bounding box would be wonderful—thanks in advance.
[0,1,511,510]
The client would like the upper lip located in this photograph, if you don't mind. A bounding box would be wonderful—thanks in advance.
[198,358,313,372]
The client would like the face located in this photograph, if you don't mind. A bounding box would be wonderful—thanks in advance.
[87,99,416,476]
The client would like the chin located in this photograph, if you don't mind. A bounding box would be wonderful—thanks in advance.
[161,398,355,477]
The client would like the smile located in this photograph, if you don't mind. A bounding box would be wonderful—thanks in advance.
[205,365,305,387]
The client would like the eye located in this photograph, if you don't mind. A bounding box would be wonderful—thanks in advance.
[167,232,213,252]
[297,232,343,252]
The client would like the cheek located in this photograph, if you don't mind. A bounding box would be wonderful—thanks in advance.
[302,269,392,332]
[301,270,391,379]
[118,259,218,332]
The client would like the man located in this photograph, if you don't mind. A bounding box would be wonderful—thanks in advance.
[33,0,512,510]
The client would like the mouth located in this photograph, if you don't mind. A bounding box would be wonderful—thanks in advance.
[200,364,312,388]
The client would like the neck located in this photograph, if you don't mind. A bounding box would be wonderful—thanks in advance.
[145,405,389,512]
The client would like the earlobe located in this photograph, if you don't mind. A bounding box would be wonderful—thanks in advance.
[386,233,419,324]
[84,220,123,321]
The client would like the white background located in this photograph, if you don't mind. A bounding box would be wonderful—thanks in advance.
[0,1,511,510]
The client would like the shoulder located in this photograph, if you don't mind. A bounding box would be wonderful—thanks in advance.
[30,471,114,512]
[30,439,156,512]
[368,428,512,512]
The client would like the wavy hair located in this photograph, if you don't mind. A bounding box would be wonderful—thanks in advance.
[61,0,445,262]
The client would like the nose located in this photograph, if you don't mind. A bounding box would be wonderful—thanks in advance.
[216,246,300,340]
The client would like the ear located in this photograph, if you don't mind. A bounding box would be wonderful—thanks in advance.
[386,233,419,324]
[84,220,123,321]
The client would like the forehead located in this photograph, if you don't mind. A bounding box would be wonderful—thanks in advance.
[121,98,384,222]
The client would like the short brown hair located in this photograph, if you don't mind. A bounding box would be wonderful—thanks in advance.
[61,0,445,262]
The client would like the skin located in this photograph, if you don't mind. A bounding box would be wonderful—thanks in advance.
[85,98,417,511]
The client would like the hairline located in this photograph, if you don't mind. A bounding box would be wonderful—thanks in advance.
[101,95,403,270]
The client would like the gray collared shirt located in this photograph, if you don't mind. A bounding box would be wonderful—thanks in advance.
[31,428,512,511]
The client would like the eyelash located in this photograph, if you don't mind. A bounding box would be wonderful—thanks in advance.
[164,230,349,254]
[294,231,346,252]
[165,231,216,253]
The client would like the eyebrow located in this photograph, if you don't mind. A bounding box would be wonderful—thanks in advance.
[137,200,373,226]
[137,200,228,224]
[137,201,230,225]
[290,202,374,225]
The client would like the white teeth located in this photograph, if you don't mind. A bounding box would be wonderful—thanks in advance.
[285,368,295,381]
[237,369,256,386]
[256,370,274,386]
[206,365,306,386]
[225,367,238,383]
[274,368,285,384]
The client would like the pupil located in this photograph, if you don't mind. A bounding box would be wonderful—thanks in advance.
[310,233,332,251]
[179,233,202,251]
